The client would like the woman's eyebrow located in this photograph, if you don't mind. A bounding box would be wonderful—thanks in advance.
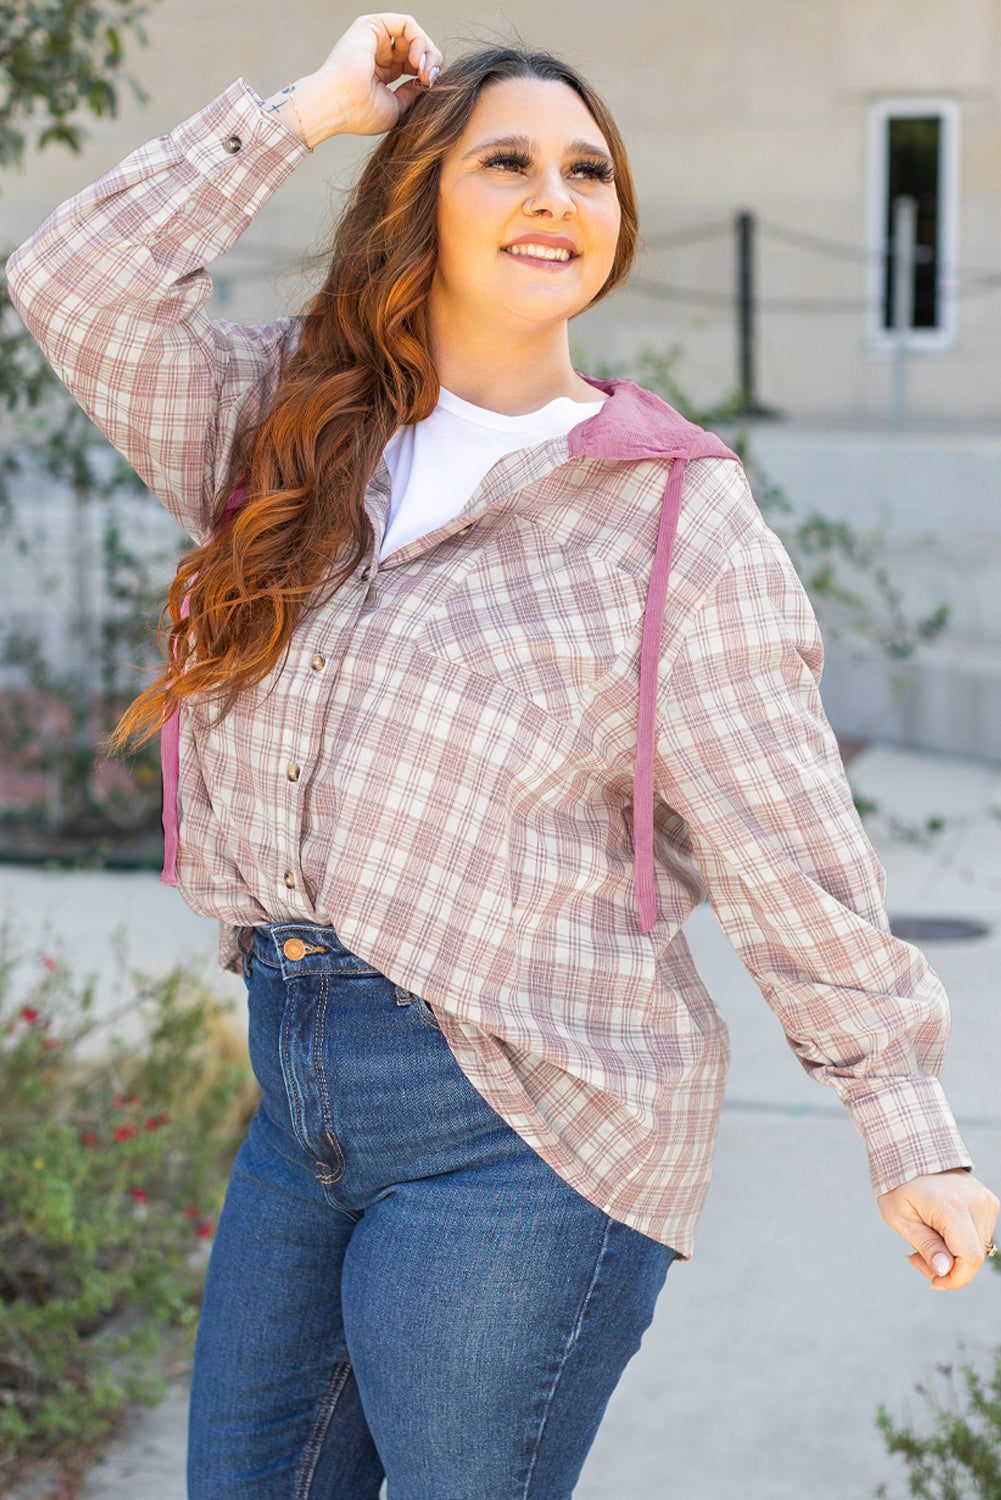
[566,138,613,161]
[463,133,533,159]
[463,133,612,161]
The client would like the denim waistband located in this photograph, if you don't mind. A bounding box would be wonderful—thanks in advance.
[251,921,384,981]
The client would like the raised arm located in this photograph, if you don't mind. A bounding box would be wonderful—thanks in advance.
[5,83,307,541]
[5,14,442,542]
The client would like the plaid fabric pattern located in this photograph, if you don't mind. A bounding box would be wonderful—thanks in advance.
[6,81,972,1254]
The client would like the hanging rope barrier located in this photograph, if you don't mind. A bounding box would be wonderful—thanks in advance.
[631,210,1001,412]
[630,278,881,315]
[628,278,735,310]
[758,215,1001,290]
[642,219,734,249]
[757,218,880,265]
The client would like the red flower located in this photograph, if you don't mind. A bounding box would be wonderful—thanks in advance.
[80,1131,98,1148]
[159,1112,171,1127]
[145,1117,160,1131]
[114,1123,139,1142]
[113,1094,125,1109]
[127,1097,140,1109]
[129,1186,148,1203]
[20,1007,38,1025]
[184,1204,199,1220]
[197,1221,215,1239]
[43,1037,59,1050]
[42,956,57,972]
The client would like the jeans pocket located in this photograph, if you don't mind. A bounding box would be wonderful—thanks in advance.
[394,985,441,1030]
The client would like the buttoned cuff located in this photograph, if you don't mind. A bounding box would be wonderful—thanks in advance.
[170,78,309,218]
[849,1074,974,1197]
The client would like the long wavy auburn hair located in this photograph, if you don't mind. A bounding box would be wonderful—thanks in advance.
[111,46,639,750]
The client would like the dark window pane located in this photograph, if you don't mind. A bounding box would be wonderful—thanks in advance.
[883,116,940,330]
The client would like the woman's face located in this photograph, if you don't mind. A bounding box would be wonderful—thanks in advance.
[432,77,622,338]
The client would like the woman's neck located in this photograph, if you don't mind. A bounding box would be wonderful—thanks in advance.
[428,309,602,415]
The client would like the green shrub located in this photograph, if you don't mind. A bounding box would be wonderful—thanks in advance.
[876,1261,1001,1499]
[0,931,257,1488]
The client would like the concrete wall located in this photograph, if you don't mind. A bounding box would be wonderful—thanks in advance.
[3,0,1001,425]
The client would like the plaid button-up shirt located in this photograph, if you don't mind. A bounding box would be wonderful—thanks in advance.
[7,81,972,1254]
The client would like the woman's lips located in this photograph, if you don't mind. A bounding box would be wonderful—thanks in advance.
[502,240,579,267]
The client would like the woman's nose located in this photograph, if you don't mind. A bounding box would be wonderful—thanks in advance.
[524,168,576,218]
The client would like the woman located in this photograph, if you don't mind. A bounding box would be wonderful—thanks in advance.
[7,13,998,1498]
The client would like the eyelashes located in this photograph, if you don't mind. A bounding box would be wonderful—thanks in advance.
[478,150,615,184]
[478,149,532,172]
[573,161,617,184]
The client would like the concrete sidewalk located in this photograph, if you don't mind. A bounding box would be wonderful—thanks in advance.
[3,742,999,1500]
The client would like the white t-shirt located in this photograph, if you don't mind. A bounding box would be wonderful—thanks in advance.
[379,386,606,561]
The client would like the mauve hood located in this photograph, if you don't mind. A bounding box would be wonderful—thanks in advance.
[570,375,738,465]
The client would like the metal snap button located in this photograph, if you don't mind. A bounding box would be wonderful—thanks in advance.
[283,871,296,889]
[309,654,325,671]
[283,938,306,961]
[286,763,300,782]
[223,134,242,154]
[361,567,371,581]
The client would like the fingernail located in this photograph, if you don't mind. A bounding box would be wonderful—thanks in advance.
[429,66,441,87]
[932,1252,952,1277]
[420,51,427,74]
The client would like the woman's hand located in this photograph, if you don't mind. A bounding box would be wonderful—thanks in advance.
[275,14,443,149]
[878,1168,999,1288]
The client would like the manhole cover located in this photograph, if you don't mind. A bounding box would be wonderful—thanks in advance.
[889,916,992,943]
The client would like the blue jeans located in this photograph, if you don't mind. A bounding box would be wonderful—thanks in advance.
[187,922,675,1500]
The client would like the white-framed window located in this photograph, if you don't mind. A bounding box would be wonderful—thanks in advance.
[865,97,960,354]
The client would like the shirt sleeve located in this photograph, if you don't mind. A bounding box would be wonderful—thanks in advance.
[655,521,973,1197]
[5,79,308,542]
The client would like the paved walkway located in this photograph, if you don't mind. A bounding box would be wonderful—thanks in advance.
[4,743,999,1500]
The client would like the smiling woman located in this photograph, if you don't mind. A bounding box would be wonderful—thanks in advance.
[5,10,997,1500]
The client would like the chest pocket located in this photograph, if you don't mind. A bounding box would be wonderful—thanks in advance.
[414,527,645,723]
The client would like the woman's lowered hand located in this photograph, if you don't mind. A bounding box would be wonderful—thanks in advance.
[878,1168,999,1289]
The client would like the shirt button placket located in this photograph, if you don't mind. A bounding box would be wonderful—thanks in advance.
[284,646,328,900]
[288,644,331,899]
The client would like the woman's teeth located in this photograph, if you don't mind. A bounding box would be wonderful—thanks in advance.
[505,244,573,261]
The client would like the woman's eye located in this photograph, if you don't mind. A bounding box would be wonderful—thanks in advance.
[482,153,530,172]
[570,160,615,183]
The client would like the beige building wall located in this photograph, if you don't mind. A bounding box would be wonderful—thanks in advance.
[3,0,1001,425]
